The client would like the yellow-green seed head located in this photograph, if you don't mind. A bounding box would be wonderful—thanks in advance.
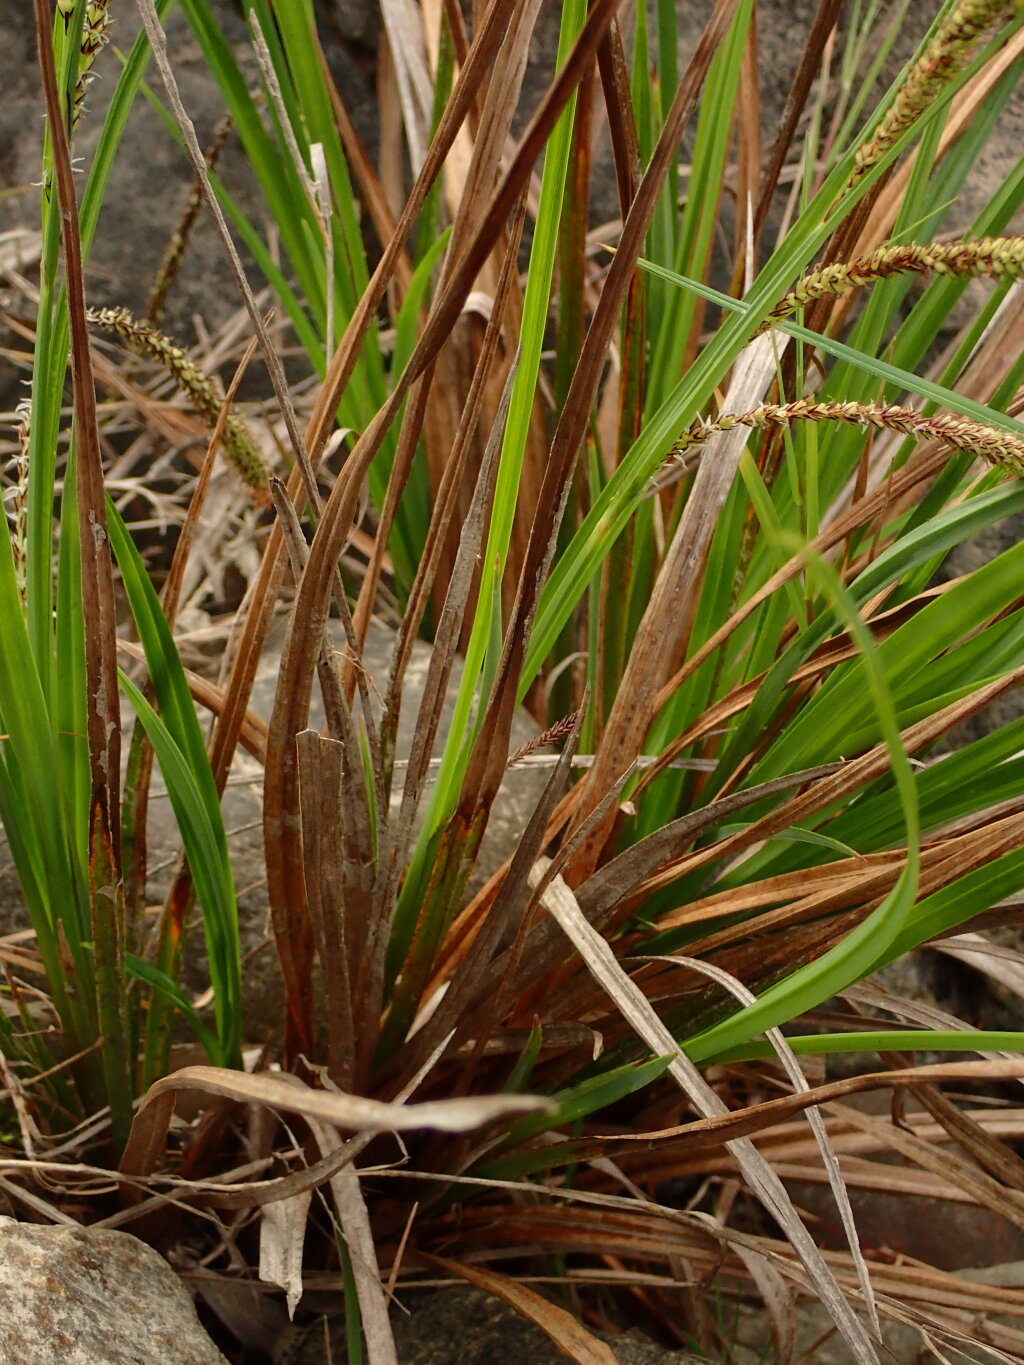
[87,306,272,500]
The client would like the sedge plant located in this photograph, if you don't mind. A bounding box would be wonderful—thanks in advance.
[9,0,1024,1359]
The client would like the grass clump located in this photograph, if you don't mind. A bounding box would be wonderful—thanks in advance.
[5,0,1024,1360]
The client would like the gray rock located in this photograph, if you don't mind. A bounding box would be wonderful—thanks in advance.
[316,0,382,57]
[0,1216,228,1365]
[730,1300,931,1365]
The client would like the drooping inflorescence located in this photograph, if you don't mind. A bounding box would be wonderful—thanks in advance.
[668,399,1024,478]
[766,235,1024,325]
[851,0,1019,183]
[146,116,232,326]
[87,306,271,500]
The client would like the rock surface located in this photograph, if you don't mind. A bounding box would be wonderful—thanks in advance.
[0,1216,229,1365]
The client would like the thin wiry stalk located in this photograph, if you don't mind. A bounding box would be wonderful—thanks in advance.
[146,115,231,325]
[135,0,312,491]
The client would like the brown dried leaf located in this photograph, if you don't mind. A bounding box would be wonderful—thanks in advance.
[418,1254,618,1365]
[296,732,355,1089]
[399,697,585,1088]
[642,669,1024,904]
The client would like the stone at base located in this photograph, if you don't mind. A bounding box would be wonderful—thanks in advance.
[0,1217,228,1365]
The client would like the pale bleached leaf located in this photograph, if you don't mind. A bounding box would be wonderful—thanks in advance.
[533,860,882,1365]
[259,1189,312,1319]
[654,953,877,1344]
[122,1066,553,1179]
[310,1119,399,1365]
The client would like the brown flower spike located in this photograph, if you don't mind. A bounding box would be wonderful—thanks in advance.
[669,399,1024,478]
[851,0,1019,183]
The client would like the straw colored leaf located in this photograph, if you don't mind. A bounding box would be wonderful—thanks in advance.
[420,1254,618,1365]
[308,1116,399,1365]
[259,1188,312,1320]
[121,1066,554,1179]
[533,860,882,1365]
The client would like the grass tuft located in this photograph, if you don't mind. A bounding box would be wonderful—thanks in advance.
[8,0,1024,1357]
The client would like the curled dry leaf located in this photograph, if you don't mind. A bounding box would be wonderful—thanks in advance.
[417,1253,618,1365]
[120,1066,553,1179]
[259,1188,311,1320]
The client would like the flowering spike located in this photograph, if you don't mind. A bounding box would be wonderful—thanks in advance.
[766,236,1024,325]
[87,306,271,500]
[67,1,112,131]
[667,400,1024,480]
[147,116,232,325]
[851,0,1018,184]
[6,398,32,604]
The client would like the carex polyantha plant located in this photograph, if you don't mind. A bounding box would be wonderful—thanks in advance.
[8,0,1024,1360]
